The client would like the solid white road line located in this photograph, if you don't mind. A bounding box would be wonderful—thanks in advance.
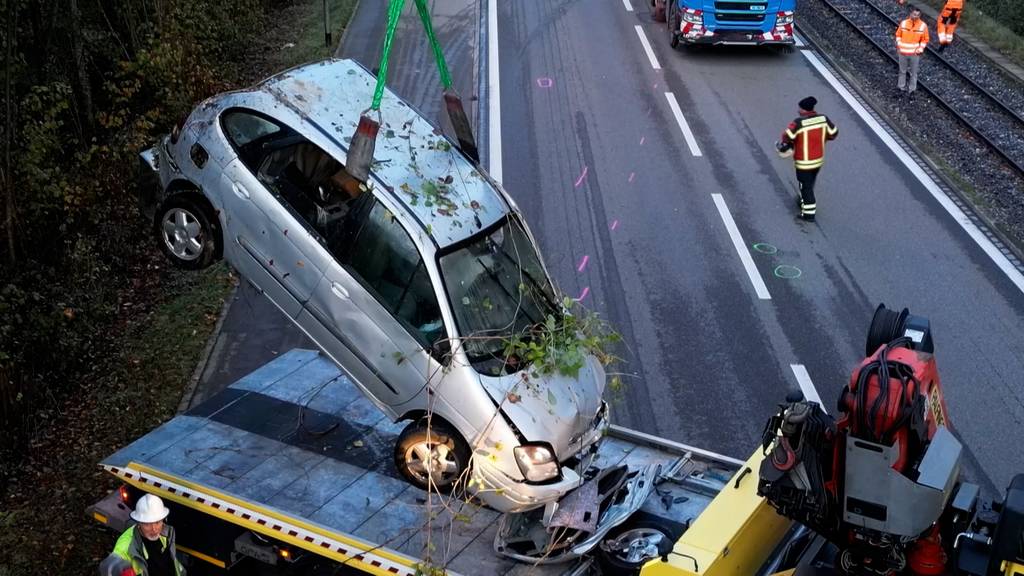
[634,25,662,70]
[665,92,703,157]
[711,194,772,300]
[622,0,633,12]
[790,364,826,411]
[797,39,1024,297]
[488,0,503,183]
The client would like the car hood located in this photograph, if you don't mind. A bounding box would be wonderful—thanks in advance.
[478,356,606,460]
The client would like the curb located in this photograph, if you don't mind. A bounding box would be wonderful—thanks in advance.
[177,281,238,414]
[335,0,363,58]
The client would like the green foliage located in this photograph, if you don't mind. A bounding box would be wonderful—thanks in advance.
[504,297,623,380]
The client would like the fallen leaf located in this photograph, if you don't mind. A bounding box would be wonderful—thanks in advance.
[352,440,364,448]
[507,392,521,404]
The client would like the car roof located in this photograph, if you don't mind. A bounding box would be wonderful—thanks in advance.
[255,58,507,248]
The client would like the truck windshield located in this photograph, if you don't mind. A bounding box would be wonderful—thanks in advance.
[439,216,557,368]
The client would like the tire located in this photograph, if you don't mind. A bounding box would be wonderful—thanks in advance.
[597,516,681,575]
[155,193,221,270]
[394,418,471,492]
[667,4,680,48]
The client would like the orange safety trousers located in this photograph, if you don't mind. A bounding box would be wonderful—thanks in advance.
[937,0,963,45]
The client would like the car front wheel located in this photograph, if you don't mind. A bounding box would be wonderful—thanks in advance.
[394,418,470,492]
[155,194,221,270]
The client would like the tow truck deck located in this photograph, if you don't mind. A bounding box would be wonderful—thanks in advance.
[91,348,747,575]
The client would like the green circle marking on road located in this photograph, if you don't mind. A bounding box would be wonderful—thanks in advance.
[752,243,778,254]
[774,265,802,279]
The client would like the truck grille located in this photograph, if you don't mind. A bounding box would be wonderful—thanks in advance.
[715,1,769,10]
[715,12,766,22]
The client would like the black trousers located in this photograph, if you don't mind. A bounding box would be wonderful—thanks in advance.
[796,168,820,217]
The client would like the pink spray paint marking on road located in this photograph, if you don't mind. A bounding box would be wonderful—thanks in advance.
[577,286,590,301]
[628,172,635,183]
[577,255,590,273]
[536,77,554,88]
[574,166,589,188]
[610,219,620,231]
[639,136,646,146]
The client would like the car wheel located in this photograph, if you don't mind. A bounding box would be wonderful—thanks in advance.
[155,193,221,270]
[597,517,680,575]
[394,418,470,492]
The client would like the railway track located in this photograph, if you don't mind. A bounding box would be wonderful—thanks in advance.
[814,0,1024,176]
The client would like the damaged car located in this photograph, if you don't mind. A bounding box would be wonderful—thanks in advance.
[137,58,610,514]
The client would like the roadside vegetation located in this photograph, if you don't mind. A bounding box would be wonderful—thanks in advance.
[0,0,356,573]
[912,0,1024,65]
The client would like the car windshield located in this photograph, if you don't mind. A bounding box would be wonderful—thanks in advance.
[439,216,558,365]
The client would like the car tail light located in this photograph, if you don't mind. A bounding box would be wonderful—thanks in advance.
[118,485,130,504]
[776,11,794,25]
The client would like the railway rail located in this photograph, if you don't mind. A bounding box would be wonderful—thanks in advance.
[814,0,1024,176]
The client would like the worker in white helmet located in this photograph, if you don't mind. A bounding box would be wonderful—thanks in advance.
[99,494,186,576]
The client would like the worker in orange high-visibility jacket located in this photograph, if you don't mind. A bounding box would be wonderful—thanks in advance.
[936,0,964,51]
[895,6,930,94]
[775,96,838,222]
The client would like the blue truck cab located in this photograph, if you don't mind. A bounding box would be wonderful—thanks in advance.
[656,0,796,46]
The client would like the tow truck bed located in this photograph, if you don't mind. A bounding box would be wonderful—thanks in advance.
[93,349,744,575]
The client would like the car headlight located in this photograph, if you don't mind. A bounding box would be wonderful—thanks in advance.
[776,11,794,25]
[682,9,703,24]
[514,444,560,482]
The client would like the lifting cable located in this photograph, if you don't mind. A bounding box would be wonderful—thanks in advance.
[346,0,479,182]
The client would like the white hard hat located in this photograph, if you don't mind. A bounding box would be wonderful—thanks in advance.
[130,494,170,523]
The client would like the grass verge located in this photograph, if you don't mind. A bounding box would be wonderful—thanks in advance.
[914,0,1024,67]
[0,0,358,573]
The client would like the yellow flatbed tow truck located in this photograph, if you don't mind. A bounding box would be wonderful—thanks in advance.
[90,305,1024,576]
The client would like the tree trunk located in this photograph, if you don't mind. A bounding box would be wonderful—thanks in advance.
[69,0,94,133]
[4,0,16,266]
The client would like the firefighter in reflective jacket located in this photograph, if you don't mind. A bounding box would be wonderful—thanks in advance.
[937,0,963,50]
[776,96,838,222]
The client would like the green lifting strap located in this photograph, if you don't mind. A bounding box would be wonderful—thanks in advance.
[370,0,407,111]
[413,0,454,91]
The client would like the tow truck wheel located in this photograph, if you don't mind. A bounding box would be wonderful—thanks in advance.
[597,516,680,575]
[394,418,470,492]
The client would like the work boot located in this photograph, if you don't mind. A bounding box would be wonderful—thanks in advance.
[938,43,947,52]
[801,214,816,222]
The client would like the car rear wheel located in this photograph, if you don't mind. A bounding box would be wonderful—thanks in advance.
[598,517,680,575]
[394,418,470,492]
[155,193,221,270]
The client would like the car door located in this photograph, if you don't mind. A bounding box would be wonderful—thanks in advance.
[215,109,332,318]
[299,195,447,406]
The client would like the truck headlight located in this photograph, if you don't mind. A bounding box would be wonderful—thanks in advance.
[682,9,703,24]
[776,11,794,25]
[514,444,560,482]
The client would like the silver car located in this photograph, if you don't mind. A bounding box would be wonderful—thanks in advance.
[138,58,609,514]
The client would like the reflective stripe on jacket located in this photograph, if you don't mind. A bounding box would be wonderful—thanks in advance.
[103,525,186,576]
[896,18,930,55]
[782,114,838,171]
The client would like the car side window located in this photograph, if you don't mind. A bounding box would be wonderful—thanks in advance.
[254,139,367,252]
[221,110,284,171]
[347,200,445,350]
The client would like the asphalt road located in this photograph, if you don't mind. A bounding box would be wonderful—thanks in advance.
[196,0,1024,493]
